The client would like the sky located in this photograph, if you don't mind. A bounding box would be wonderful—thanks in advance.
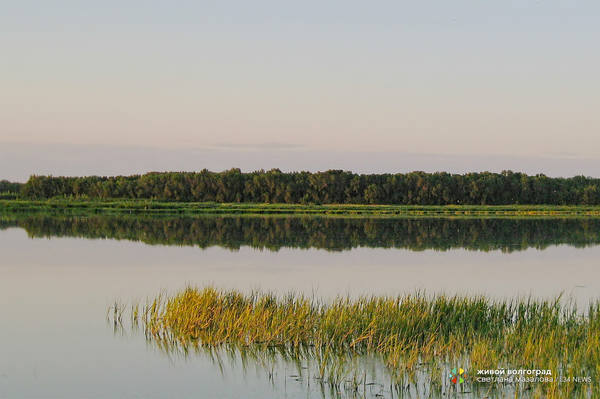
[1,1,599,181]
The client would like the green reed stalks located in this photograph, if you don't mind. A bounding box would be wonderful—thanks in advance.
[115,287,599,398]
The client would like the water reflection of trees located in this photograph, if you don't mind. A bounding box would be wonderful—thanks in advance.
[2,215,600,252]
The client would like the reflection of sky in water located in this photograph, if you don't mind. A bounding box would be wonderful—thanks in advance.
[1,227,598,398]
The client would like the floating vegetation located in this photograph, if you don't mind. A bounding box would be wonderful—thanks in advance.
[111,288,599,398]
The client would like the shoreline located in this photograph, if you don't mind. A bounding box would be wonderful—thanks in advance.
[2,199,600,217]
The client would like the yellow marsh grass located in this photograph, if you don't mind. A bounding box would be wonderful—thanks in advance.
[117,287,599,398]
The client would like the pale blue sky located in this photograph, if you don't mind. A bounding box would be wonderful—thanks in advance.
[1,1,599,180]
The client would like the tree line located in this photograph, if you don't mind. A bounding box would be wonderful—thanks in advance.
[17,169,600,205]
[0,180,23,199]
[0,180,22,193]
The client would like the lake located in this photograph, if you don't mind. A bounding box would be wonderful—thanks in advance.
[1,215,599,398]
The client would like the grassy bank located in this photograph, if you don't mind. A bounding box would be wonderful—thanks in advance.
[114,287,599,398]
[4,198,600,217]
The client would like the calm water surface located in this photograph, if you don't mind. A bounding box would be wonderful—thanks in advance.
[1,216,599,398]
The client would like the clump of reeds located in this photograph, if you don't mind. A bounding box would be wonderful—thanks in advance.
[115,287,599,398]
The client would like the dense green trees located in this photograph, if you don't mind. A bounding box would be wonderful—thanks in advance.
[19,169,600,205]
[0,180,23,199]
[0,180,22,193]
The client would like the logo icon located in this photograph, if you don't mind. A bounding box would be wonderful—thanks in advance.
[449,367,467,384]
